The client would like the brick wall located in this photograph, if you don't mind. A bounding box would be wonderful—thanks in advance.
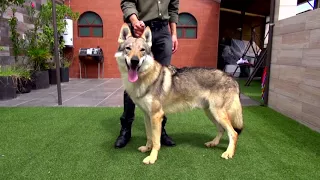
[67,0,220,78]
[268,9,320,132]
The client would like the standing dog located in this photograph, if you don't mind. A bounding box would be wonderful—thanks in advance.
[114,23,244,165]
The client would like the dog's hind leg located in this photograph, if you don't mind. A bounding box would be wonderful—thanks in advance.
[138,113,152,153]
[204,109,225,147]
[208,107,239,160]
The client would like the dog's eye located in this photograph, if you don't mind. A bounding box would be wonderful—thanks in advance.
[125,47,131,51]
[140,48,145,52]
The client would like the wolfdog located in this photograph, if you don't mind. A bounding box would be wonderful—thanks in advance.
[114,23,244,165]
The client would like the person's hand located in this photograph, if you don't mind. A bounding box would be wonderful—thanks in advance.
[172,34,178,54]
[132,20,145,37]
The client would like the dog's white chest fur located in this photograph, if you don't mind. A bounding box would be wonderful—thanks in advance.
[123,79,153,112]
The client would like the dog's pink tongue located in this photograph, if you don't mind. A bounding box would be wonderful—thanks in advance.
[128,69,138,82]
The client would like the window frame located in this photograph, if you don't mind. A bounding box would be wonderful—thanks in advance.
[177,12,198,39]
[78,11,103,38]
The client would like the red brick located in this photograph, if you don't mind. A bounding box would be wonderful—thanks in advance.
[65,0,220,78]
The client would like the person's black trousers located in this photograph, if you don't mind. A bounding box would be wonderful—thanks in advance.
[115,20,175,148]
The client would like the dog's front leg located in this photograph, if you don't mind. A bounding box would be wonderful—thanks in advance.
[142,109,164,165]
[138,113,152,153]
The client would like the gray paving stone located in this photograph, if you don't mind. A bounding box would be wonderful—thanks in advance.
[0,98,29,107]
[0,78,260,107]
[78,90,112,99]
[241,99,260,106]
[17,98,57,107]
[61,98,102,107]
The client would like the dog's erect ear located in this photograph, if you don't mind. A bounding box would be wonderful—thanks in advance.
[141,26,152,47]
[118,23,132,44]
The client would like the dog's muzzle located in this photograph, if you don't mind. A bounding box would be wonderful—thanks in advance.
[130,56,140,70]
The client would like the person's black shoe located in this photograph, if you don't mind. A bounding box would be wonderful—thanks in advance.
[114,126,132,148]
[115,90,135,148]
[161,130,176,146]
[161,116,176,147]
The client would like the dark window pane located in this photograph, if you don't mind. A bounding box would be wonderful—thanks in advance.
[92,17,103,25]
[186,17,197,25]
[93,27,103,37]
[177,28,182,38]
[84,13,98,24]
[178,13,197,26]
[78,12,103,37]
[78,12,103,25]
[185,28,196,38]
[178,15,190,25]
[78,17,88,25]
[79,27,90,36]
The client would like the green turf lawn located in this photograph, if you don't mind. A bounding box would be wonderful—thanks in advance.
[0,106,319,179]
[237,78,264,103]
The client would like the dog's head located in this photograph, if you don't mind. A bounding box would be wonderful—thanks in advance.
[114,23,154,83]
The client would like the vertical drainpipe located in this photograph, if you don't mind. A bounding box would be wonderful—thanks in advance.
[263,0,276,106]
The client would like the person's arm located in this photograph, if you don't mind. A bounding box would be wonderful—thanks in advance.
[120,0,139,24]
[168,0,179,35]
[170,23,177,36]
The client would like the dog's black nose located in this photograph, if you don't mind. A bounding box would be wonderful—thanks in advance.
[130,56,139,66]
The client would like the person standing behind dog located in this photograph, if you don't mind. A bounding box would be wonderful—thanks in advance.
[114,0,179,148]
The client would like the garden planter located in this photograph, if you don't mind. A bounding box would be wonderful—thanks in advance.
[0,76,17,100]
[31,70,50,89]
[60,67,69,82]
[49,67,69,84]
[49,69,57,84]
[17,78,32,94]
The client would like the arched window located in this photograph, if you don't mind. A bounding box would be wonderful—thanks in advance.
[78,11,103,37]
[177,13,197,39]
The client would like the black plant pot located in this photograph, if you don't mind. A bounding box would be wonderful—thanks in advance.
[0,76,17,100]
[49,69,57,84]
[60,67,69,82]
[31,70,50,90]
[17,78,32,94]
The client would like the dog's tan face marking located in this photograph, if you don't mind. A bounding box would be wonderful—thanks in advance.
[124,38,150,61]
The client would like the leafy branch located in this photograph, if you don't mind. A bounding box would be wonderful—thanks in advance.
[0,0,25,18]
[8,8,20,62]
[38,1,79,54]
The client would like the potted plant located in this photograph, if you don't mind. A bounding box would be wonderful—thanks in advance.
[0,65,17,100]
[15,66,32,94]
[60,53,73,82]
[27,46,51,89]
[37,2,79,83]
[46,57,58,84]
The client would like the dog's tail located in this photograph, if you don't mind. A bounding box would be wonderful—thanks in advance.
[230,94,244,135]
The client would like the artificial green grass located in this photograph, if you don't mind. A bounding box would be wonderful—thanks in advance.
[0,107,319,180]
[237,78,263,103]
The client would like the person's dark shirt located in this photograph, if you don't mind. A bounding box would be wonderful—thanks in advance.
[120,0,179,23]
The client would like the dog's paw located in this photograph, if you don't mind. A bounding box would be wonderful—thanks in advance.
[221,150,234,159]
[138,146,151,153]
[204,140,219,147]
[142,155,157,165]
